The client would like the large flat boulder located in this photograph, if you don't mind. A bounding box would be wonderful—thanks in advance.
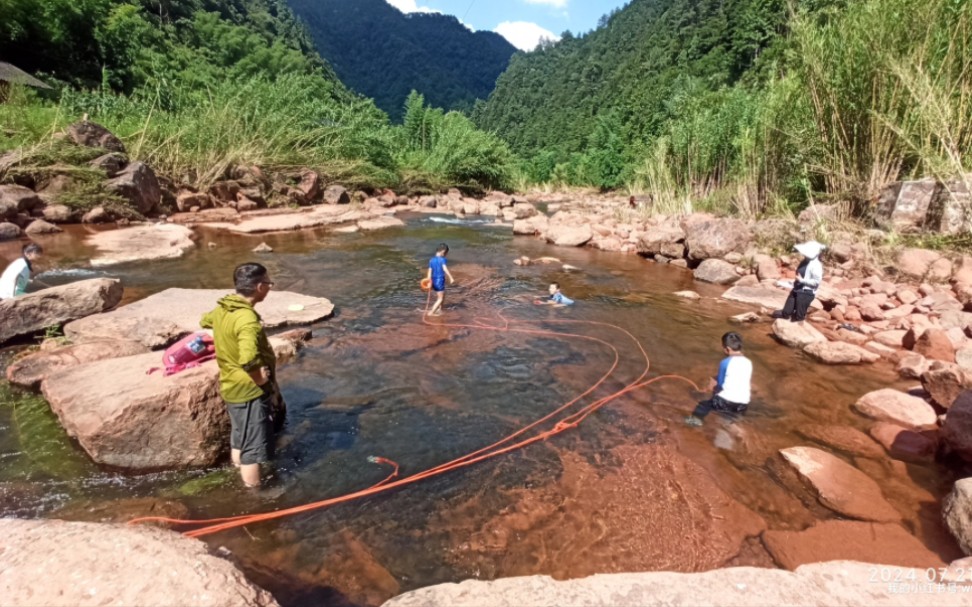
[853,388,938,429]
[65,288,334,348]
[684,217,750,261]
[771,319,827,349]
[6,339,149,389]
[795,424,885,459]
[763,521,947,570]
[211,205,367,234]
[41,352,225,469]
[722,285,789,310]
[546,223,593,247]
[779,446,901,522]
[382,561,969,607]
[40,333,307,470]
[88,223,195,267]
[803,341,879,365]
[944,478,972,556]
[693,259,740,285]
[0,518,277,607]
[0,278,123,345]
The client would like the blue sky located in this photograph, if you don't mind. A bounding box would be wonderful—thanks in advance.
[386,0,630,50]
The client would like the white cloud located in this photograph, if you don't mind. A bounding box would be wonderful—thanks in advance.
[386,0,437,14]
[524,0,568,8]
[495,21,560,51]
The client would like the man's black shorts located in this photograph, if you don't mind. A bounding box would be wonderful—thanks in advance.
[228,392,274,465]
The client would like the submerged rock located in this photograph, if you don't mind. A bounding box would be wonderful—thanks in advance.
[0,518,277,607]
[779,446,900,522]
[763,521,947,570]
[0,279,123,345]
[88,223,195,267]
[868,422,938,463]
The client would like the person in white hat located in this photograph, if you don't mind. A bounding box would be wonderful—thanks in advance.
[774,240,825,322]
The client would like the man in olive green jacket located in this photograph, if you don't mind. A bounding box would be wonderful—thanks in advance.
[201,262,279,487]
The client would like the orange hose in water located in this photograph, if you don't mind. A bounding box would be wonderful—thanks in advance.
[129,286,700,537]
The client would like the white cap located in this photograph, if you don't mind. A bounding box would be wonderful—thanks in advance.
[794,240,825,259]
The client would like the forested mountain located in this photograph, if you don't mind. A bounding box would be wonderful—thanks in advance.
[475,0,800,158]
[0,0,345,100]
[287,0,517,120]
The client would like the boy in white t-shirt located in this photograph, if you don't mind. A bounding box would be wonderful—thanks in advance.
[0,243,43,300]
[685,331,752,427]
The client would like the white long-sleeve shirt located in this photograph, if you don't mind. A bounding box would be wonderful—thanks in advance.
[0,258,30,299]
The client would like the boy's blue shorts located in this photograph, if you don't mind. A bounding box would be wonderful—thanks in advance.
[432,277,446,292]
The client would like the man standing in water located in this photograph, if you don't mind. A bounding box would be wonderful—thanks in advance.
[201,262,280,488]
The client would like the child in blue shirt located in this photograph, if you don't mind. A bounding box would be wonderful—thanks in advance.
[536,282,574,307]
[426,243,455,316]
[685,332,752,427]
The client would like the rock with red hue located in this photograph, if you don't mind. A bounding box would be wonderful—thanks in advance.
[105,161,161,215]
[897,248,942,281]
[803,341,879,365]
[779,447,900,522]
[795,424,885,459]
[236,196,260,212]
[912,327,956,362]
[0,221,22,240]
[864,341,897,359]
[684,217,751,261]
[23,219,62,235]
[546,223,593,247]
[957,346,972,372]
[930,257,955,282]
[921,362,972,409]
[87,223,195,267]
[41,352,226,468]
[772,319,827,349]
[763,521,945,571]
[6,339,149,389]
[41,204,73,223]
[943,392,972,463]
[897,352,930,379]
[693,259,740,285]
[836,328,869,346]
[898,288,919,305]
[853,388,938,429]
[753,254,780,281]
[0,184,43,219]
[175,190,213,212]
[0,279,123,345]
[297,169,321,203]
[0,518,278,607]
[884,304,915,320]
[944,478,972,556]
[859,304,885,321]
[64,121,125,152]
[869,422,937,462]
[88,152,127,176]
[512,202,537,219]
[637,220,685,258]
[920,291,964,313]
[873,330,907,348]
[324,184,351,205]
[722,286,789,311]
[735,274,759,288]
[358,216,405,231]
[81,206,110,224]
[209,180,241,204]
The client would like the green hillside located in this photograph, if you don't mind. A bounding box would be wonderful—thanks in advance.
[288,0,517,121]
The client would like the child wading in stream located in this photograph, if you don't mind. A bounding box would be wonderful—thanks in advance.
[685,332,752,427]
[426,243,455,316]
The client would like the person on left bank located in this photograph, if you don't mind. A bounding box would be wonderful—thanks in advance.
[0,243,43,300]
[201,262,284,488]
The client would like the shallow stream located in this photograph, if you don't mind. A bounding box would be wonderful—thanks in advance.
[0,214,962,606]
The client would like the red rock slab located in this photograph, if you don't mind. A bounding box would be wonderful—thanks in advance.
[795,424,885,459]
[869,422,938,462]
[780,447,901,522]
[763,520,948,570]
